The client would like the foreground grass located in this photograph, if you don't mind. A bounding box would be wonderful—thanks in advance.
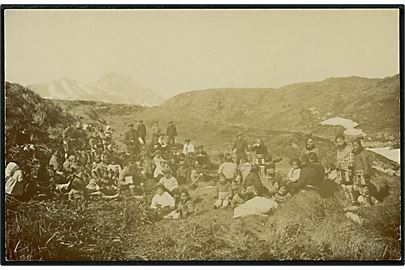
[5,176,401,261]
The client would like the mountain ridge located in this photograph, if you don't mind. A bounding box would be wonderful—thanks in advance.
[26,73,164,106]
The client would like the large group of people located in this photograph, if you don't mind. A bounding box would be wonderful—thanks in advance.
[5,119,378,221]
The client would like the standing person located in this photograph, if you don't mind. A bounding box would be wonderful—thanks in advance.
[183,139,195,156]
[352,138,373,206]
[166,121,177,147]
[300,136,320,160]
[252,138,269,166]
[137,120,147,145]
[151,121,161,145]
[238,157,252,182]
[335,134,356,205]
[232,133,249,166]
[124,123,137,156]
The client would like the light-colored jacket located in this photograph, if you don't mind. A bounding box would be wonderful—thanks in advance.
[183,143,195,155]
[5,162,24,196]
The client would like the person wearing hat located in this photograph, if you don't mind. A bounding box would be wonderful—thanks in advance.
[335,133,356,205]
[166,121,178,147]
[137,120,147,144]
[158,167,179,196]
[232,133,249,166]
[151,121,161,145]
[182,138,195,156]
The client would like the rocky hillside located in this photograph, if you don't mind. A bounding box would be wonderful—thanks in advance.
[4,82,75,161]
[27,73,164,106]
[138,74,399,140]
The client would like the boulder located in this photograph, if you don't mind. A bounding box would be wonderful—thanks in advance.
[233,196,278,218]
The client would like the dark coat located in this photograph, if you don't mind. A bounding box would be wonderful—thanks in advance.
[137,123,146,138]
[252,144,268,156]
[353,149,372,176]
[288,164,320,194]
[309,162,325,183]
[166,125,177,137]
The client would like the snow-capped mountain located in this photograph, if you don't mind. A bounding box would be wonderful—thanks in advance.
[27,73,164,106]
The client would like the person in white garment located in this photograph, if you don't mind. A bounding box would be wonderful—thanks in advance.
[150,185,176,215]
[182,139,195,156]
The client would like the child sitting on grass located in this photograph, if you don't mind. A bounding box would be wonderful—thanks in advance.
[273,183,292,203]
[287,158,301,183]
[176,161,189,185]
[231,179,247,209]
[150,185,176,216]
[164,189,195,219]
[190,162,204,189]
[214,173,233,209]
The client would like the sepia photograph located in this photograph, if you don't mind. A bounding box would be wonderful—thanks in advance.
[1,5,403,264]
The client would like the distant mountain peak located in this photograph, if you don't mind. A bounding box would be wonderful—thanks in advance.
[27,74,164,106]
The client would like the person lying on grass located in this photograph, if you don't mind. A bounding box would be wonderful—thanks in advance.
[164,189,195,219]
[214,173,233,209]
[150,185,176,216]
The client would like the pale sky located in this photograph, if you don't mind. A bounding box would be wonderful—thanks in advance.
[5,8,400,98]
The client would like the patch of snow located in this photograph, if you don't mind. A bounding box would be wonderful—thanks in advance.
[320,117,366,136]
[367,147,400,164]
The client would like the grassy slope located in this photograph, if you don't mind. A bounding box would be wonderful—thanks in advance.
[5,76,401,261]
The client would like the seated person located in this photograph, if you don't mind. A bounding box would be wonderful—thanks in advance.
[176,161,189,185]
[150,185,176,216]
[260,167,283,196]
[217,156,237,181]
[273,184,292,203]
[231,177,247,209]
[245,165,266,198]
[308,152,326,183]
[189,162,204,188]
[287,158,301,183]
[5,162,25,199]
[195,145,209,167]
[214,173,233,209]
[164,189,195,219]
[287,155,319,194]
[117,160,136,195]
[325,163,339,183]
[142,154,154,179]
[158,167,179,196]
[153,151,166,180]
